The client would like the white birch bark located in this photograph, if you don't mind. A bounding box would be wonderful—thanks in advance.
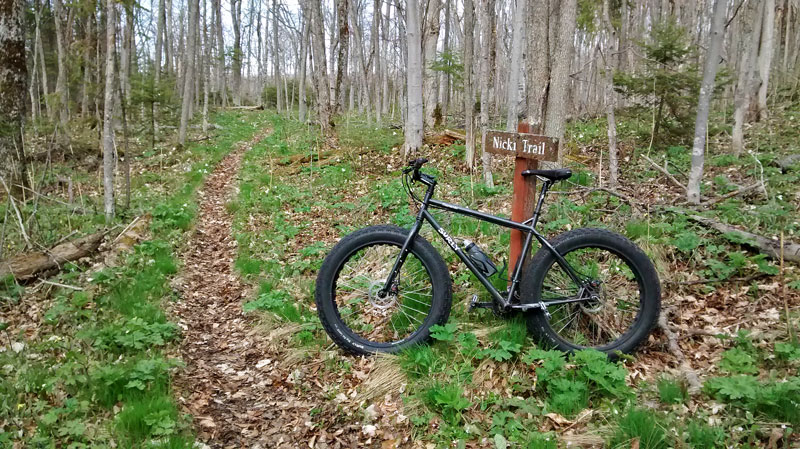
[687,0,727,204]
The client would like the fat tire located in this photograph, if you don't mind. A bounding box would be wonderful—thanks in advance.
[315,225,452,355]
[523,228,660,357]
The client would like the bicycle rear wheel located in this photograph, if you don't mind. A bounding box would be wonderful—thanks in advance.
[523,228,660,357]
[315,225,452,355]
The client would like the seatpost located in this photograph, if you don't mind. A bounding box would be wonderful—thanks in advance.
[530,181,552,229]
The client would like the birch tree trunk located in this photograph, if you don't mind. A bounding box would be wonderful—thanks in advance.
[179,0,198,146]
[463,0,475,167]
[405,0,424,155]
[687,0,726,204]
[103,0,117,222]
[0,0,28,191]
[480,0,495,186]
[733,1,763,155]
[757,0,774,121]
[214,0,226,105]
[422,0,440,129]
[505,0,525,131]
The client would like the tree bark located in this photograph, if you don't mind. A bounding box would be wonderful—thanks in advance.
[53,0,69,125]
[103,0,117,222]
[543,0,577,164]
[0,0,28,192]
[505,0,526,131]
[480,0,495,186]
[463,0,476,167]
[334,0,349,114]
[602,0,619,187]
[422,0,440,129]
[526,0,549,130]
[687,0,727,204]
[179,0,199,145]
[309,0,333,134]
[732,0,763,156]
[298,9,310,122]
[756,0,774,121]
[231,0,242,105]
[405,0,424,155]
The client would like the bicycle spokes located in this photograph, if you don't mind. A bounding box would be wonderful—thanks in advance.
[334,243,434,343]
[541,247,641,347]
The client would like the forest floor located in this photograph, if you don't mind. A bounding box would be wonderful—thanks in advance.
[2,107,800,448]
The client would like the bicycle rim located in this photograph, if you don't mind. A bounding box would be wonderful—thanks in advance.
[541,245,643,348]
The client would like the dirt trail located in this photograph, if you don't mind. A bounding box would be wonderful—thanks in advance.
[170,130,316,448]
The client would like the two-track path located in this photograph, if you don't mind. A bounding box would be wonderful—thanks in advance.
[170,129,316,448]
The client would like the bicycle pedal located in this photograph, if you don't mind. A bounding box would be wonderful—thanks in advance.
[468,295,493,311]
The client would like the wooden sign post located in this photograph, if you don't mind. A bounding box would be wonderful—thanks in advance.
[483,124,558,280]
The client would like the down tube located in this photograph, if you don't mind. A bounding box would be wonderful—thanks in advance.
[422,210,506,304]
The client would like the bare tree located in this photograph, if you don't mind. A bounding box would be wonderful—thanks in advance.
[334,0,349,113]
[231,0,243,105]
[505,0,525,131]
[179,0,199,145]
[422,0,440,129]
[0,0,28,191]
[543,0,577,164]
[480,0,495,186]
[103,0,117,222]
[687,0,727,204]
[732,0,763,155]
[602,0,619,187]
[309,0,334,134]
[405,0,423,155]
[298,9,310,122]
[756,0,775,121]
[52,0,69,125]
[463,0,476,167]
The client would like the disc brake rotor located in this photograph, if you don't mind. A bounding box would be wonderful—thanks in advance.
[368,279,397,309]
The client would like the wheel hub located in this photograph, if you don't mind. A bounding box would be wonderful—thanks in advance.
[579,281,605,313]
[368,279,397,309]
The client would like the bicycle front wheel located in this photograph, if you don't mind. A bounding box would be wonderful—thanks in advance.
[523,228,660,357]
[315,225,452,355]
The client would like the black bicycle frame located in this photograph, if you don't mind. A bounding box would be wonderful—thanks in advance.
[382,176,589,311]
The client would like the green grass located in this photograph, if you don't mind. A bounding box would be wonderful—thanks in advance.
[0,111,269,446]
[224,103,800,447]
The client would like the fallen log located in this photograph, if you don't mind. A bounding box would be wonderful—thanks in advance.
[688,214,800,263]
[0,233,104,280]
[772,154,800,173]
[224,105,264,111]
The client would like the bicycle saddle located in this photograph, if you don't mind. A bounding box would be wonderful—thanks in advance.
[521,168,572,181]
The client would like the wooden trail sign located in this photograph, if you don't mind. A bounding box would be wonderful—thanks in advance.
[485,125,559,280]
[484,130,558,162]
